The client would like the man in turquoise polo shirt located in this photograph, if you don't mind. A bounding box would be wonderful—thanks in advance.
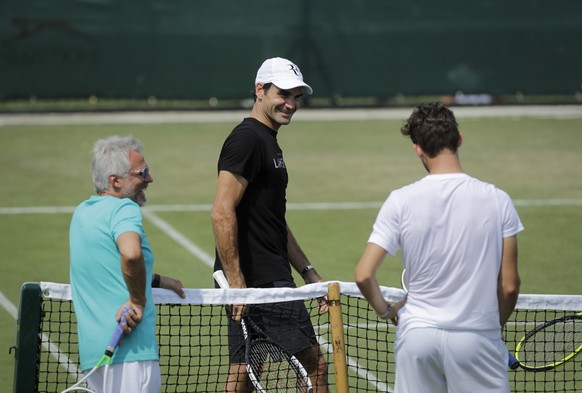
[70,135,185,392]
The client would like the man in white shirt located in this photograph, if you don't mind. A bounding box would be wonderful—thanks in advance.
[355,103,523,393]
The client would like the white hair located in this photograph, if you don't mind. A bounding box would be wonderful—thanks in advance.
[91,135,143,194]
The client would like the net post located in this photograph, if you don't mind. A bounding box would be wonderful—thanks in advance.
[327,282,349,393]
[12,282,43,393]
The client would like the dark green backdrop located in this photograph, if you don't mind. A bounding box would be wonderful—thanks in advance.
[1,1,580,100]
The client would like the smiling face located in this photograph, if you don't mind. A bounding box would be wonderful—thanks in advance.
[251,83,304,131]
[105,149,153,206]
[122,150,153,206]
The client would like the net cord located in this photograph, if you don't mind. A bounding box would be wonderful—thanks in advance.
[39,281,582,311]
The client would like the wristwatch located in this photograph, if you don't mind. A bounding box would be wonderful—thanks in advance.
[300,264,315,277]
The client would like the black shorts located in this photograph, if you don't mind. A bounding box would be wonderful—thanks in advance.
[226,279,318,363]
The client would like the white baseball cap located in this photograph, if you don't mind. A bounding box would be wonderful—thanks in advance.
[255,57,313,95]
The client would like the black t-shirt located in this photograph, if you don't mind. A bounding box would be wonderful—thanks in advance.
[214,117,292,287]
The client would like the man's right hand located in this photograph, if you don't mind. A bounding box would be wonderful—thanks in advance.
[116,302,143,334]
[229,303,249,324]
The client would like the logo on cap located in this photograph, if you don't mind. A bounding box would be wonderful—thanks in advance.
[289,64,300,76]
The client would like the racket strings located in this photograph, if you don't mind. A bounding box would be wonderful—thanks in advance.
[248,340,306,392]
[519,317,582,367]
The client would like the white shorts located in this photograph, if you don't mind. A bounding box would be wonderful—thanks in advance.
[394,327,509,393]
[86,360,161,393]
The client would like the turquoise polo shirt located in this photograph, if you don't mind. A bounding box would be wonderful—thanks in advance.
[70,195,157,371]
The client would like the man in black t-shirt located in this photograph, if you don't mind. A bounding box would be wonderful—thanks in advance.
[211,57,329,392]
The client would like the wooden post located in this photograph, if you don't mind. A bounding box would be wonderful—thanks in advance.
[328,282,349,393]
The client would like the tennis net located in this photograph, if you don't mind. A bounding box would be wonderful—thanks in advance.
[12,281,582,392]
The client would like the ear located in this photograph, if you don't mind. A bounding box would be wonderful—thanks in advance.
[458,131,463,148]
[413,143,424,158]
[110,174,123,189]
[255,83,264,99]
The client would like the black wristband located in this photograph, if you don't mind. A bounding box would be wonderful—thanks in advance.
[152,273,161,288]
[301,264,314,276]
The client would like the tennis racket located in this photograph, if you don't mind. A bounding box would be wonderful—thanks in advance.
[507,312,582,371]
[61,307,130,393]
[213,270,313,393]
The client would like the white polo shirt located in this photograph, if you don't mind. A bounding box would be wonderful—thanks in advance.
[369,173,524,333]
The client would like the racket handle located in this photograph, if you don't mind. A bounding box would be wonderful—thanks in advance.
[105,306,130,356]
[507,351,520,370]
[213,270,230,289]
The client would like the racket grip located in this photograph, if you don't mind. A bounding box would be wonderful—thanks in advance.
[213,270,230,289]
[105,306,130,356]
[507,351,520,370]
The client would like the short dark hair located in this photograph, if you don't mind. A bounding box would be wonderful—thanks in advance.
[252,82,273,101]
[400,103,460,158]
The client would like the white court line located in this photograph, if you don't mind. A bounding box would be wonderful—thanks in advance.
[141,209,214,267]
[315,325,394,392]
[0,291,18,319]
[1,198,581,216]
[41,335,83,380]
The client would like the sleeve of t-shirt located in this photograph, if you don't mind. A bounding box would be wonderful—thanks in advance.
[111,200,143,241]
[497,189,525,238]
[218,127,262,183]
[368,192,401,256]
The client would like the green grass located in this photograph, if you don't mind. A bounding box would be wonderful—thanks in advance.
[1,114,581,391]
